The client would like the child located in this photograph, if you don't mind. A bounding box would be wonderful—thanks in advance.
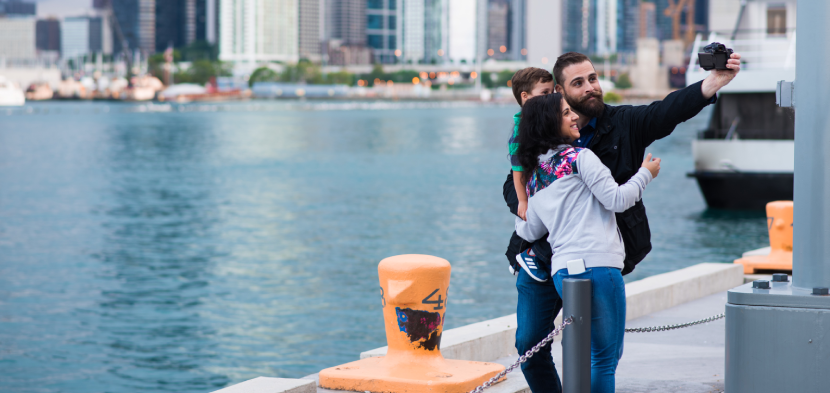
[514,93,661,392]
[505,68,554,281]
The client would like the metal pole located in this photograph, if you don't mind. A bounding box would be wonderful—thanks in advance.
[562,278,591,393]
[792,0,830,291]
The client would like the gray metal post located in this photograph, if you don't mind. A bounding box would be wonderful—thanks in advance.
[793,0,830,291]
[562,278,591,393]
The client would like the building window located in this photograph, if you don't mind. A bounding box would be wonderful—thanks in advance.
[368,15,383,29]
[767,6,786,36]
[368,34,384,49]
[388,0,396,10]
[388,35,396,49]
[368,0,383,10]
[388,16,396,30]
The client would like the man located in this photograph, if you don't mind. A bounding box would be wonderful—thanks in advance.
[504,51,741,393]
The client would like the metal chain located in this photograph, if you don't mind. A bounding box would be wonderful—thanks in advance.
[467,313,725,393]
[468,316,574,393]
[625,313,725,333]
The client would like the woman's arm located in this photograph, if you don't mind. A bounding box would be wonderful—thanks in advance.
[578,149,654,213]
[515,203,547,243]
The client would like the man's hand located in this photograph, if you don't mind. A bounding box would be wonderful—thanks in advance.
[518,200,528,221]
[701,53,741,99]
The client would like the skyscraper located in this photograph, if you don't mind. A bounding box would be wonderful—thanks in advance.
[298,0,321,60]
[422,0,446,64]
[617,0,640,53]
[488,0,509,60]
[0,0,35,16]
[36,19,61,53]
[112,0,156,55]
[365,0,397,63]
[507,0,526,61]
[562,0,595,53]
[218,0,298,62]
[401,0,425,64]
[61,16,113,57]
[328,0,366,46]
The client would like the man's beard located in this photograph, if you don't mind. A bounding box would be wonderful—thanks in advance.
[564,90,605,119]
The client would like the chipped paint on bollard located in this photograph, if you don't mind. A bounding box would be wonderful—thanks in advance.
[318,254,505,393]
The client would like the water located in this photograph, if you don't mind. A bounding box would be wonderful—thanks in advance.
[0,101,767,392]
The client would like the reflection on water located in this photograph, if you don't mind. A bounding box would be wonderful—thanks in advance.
[0,101,767,392]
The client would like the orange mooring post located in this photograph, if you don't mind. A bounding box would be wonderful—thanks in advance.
[734,201,794,273]
[319,255,504,393]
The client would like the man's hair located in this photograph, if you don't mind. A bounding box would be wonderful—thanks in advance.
[552,52,593,87]
[511,67,553,106]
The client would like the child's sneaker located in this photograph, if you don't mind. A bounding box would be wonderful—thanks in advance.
[515,248,550,282]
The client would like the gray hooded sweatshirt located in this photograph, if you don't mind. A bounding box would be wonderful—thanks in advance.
[515,145,653,275]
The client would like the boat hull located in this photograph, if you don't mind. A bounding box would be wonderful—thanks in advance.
[687,171,793,210]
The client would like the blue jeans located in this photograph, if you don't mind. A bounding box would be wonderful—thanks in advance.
[515,268,563,393]
[553,267,626,393]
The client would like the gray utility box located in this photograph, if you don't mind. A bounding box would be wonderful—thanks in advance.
[726,280,830,392]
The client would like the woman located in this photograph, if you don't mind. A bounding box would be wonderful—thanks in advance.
[514,93,661,393]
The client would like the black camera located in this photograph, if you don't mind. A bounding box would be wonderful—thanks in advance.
[698,42,734,71]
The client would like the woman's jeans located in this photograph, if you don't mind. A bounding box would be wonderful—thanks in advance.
[553,267,626,393]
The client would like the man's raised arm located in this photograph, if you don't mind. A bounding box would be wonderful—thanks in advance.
[630,53,742,147]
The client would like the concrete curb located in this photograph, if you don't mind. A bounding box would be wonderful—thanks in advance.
[210,377,316,393]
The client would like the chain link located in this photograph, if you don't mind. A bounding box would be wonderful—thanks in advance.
[625,313,725,333]
[468,316,573,393]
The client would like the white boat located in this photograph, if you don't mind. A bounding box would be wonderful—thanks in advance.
[0,76,25,106]
[685,1,796,209]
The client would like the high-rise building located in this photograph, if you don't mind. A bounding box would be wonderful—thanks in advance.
[62,17,90,58]
[155,0,199,52]
[0,0,35,16]
[422,0,446,64]
[617,0,640,53]
[488,0,509,60]
[507,0,526,61]
[400,0,424,64]
[366,0,397,63]
[595,0,616,55]
[298,0,321,60]
[562,0,595,53]
[0,17,36,61]
[61,16,113,58]
[328,0,366,46]
[36,19,61,53]
[218,0,298,63]
[112,0,156,55]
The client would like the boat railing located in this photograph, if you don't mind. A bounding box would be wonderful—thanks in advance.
[687,31,796,72]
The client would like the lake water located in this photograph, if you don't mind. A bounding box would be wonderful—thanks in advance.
[0,101,767,392]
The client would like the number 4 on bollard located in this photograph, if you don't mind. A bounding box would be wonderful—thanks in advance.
[422,288,444,310]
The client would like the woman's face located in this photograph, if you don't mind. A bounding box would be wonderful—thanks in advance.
[560,98,581,142]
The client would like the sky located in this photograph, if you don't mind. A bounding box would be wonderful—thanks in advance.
[35,0,91,18]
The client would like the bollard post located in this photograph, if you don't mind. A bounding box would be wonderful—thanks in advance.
[562,278,591,393]
[318,254,504,393]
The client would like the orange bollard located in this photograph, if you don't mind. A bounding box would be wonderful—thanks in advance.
[319,255,504,393]
[734,201,793,273]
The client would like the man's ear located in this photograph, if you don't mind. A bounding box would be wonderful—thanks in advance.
[554,84,563,93]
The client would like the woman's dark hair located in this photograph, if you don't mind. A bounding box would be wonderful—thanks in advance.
[516,93,572,184]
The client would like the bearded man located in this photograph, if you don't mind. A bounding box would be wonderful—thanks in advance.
[502,51,741,393]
